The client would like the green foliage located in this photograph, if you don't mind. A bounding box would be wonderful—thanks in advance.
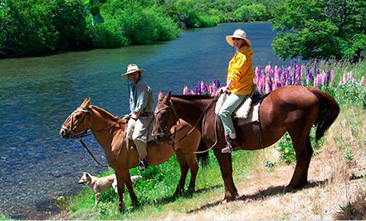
[272,0,366,61]
[0,0,288,57]
[234,4,268,22]
[0,0,90,57]
[334,83,366,109]
[277,127,323,164]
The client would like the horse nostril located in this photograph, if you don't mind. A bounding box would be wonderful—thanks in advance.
[60,128,67,138]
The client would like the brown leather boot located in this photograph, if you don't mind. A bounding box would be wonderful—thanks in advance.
[221,136,241,153]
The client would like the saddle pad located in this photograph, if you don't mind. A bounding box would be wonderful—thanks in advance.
[215,93,260,126]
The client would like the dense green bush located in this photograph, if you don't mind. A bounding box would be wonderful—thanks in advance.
[272,0,366,61]
[0,0,90,57]
[234,4,268,22]
[0,0,287,57]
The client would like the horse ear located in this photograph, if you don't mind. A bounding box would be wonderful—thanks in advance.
[81,98,87,106]
[158,91,164,101]
[86,98,91,106]
[166,91,172,100]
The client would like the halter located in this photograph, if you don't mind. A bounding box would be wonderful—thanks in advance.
[153,100,180,139]
[62,105,124,167]
[61,106,93,139]
[154,98,219,154]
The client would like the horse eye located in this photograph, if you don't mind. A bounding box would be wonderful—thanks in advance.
[75,114,81,119]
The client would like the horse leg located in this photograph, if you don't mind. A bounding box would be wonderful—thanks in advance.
[174,151,189,197]
[124,171,139,206]
[115,171,126,213]
[287,134,313,190]
[212,147,238,201]
[185,154,199,195]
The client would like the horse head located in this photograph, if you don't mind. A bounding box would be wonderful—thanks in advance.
[59,98,93,139]
[153,91,179,143]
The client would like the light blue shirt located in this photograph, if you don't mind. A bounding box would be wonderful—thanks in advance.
[129,78,154,114]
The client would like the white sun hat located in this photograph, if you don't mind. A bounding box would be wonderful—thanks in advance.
[121,64,145,77]
[225,29,251,47]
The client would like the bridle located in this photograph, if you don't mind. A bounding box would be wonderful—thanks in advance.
[62,106,93,139]
[153,98,218,154]
[62,105,124,167]
[153,100,181,140]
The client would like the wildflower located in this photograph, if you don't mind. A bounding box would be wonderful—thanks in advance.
[183,86,188,95]
[360,76,365,86]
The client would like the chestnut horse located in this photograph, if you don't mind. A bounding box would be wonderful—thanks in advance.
[153,85,339,202]
[59,99,207,212]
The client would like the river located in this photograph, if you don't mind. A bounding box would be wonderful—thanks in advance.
[0,22,290,219]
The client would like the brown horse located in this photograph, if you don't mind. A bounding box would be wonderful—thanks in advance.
[153,85,340,202]
[59,98,206,212]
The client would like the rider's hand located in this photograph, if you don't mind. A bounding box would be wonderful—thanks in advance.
[219,86,230,94]
[131,113,139,120]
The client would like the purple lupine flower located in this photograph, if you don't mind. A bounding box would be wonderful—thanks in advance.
[325,69,330,86]
[321,71,326,86]
[331,70,335,87]
[254,67,260,84]
[259,75,265,94]
[265,76,272,94]
[194,84,201,95]
[300,65,305,85]
[265,65,271,74]
[338,78,342,86]
[306,68,310,86]
[202,82,209,94]
[360,76,365,86]
[314,74,318,87]
[183,86,189,95]
[343,73,347,84]
[212,79,221,88]
[189,89,194,95]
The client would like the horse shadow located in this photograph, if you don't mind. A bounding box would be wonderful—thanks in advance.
[186,179,329,214]
[127,184,223,211]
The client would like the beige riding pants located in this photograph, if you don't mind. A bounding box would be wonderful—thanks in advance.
[127,115,153,160]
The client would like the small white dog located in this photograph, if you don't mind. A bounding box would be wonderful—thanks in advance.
[78,172,142,205]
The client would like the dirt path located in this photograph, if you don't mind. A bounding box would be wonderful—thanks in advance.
[168,141,366,220]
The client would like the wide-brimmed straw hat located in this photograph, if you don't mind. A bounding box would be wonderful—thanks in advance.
[121,64,145,77]
[225,29,251,47]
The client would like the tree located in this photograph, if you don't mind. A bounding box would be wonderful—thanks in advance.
[271,0,366,61]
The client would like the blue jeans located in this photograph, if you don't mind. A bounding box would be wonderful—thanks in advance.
[218,94,248,135]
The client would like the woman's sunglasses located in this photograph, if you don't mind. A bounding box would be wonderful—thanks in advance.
[232,38,243,41]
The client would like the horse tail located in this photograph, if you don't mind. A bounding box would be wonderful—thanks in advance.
[309,88,340,141]
[196,139,209,167]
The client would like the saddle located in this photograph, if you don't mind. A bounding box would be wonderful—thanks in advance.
[215,89,263,126]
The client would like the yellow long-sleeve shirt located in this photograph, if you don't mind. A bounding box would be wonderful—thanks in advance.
[227,45,254,95]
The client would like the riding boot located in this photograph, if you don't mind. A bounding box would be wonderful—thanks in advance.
[221,135,241,153]
[138,158,148,171]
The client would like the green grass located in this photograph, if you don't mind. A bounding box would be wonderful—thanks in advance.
[55,150,255,220]
[0,213,11,220]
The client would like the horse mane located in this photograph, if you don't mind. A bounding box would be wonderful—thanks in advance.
[172,94,218,100]
[90,105,119,122]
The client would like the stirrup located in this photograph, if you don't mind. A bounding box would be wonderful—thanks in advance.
[221,146,233,153]
[138,159,148,171]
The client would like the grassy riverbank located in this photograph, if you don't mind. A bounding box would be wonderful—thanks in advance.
[47,60,366,220]
[51,105,366,220]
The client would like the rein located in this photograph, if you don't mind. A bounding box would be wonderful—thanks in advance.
[155,98,219,155]
[63,106,125,168]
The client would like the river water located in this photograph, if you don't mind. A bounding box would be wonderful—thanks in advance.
[0,22,289,219]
